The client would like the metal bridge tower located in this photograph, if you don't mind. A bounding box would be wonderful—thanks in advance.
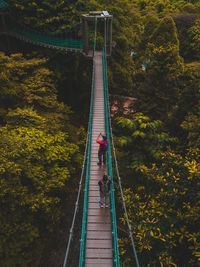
[81,11,113,57]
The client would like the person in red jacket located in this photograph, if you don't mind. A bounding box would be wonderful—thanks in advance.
[96,133,108,166]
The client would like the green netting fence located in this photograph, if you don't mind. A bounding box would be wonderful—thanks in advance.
[9,27,84,49]
[0,0,9,9]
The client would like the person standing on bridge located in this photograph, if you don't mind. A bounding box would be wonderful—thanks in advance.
[96,133,108,166]
[98,172,110,208]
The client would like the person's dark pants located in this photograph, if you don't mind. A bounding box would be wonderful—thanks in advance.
[98,149,106,165]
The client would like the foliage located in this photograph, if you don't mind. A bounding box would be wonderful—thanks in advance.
[188,20,200,60]
[114,112,175,172]
[168,61,200,134]
[0,52,72,132]
[135,16,184,120]
[0,126,81,266]
[10,0,84,35]
[0,0,199,266]
[119,148,200,267]
[0,52,83,266]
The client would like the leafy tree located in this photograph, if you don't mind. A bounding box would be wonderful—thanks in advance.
[140,14,160,51]
[10,0,83,35]
[0,51,84,266]
[188,20,200,60]
[172,13,197,60]
[119,148,200,267]
[102,0,142,95]
[0,52,72,132]
[135,16,183,121]
[0,126,81,266]
[168,61,200,135]
[114,112,174,173]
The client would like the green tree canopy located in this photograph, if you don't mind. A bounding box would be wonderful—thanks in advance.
[135,16,183,120]
[0,126,81,266]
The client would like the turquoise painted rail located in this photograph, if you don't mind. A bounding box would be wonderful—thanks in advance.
[78,55,95,267]
[102,49,120,267]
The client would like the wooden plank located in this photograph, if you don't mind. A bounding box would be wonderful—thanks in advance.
[92,128,104,131]
[89,185,99,190]
[85,264,112,267]
[88,208,110,216]
[90,159,101,162]
[91,158,100,163]
[89,187,99,191]
[87,231,112,240]
[89,191,100,197]
[85,259,112,267]
[88,202,100,209]
[90,171,99,175]
[90,172,103,176]
[89,181,102,187]
[88,195,99,200]
[87,222,111,231]
[86,239,112,249]
[86,248,112,258]
[87,216,110,224]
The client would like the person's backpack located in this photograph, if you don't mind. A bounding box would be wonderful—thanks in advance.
[102,180,109,195]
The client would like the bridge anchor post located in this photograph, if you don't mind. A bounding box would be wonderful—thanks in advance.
[81,11,113,57]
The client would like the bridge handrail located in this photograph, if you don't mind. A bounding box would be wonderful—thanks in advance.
[78,58,94,267]
[78,18,97,265]
[102,48,120,267]
[104,59,141,267]
[79,56,94,266]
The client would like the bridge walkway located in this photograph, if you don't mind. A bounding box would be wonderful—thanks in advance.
[85,51,113,267]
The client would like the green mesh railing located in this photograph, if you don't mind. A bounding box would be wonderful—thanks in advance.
[102,49,120,267]
[9,27,84,49]
[0,0,9,9]
[1,0,89,51]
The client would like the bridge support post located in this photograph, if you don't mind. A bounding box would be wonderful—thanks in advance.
[82,18,89,55]
[106,17,113,56]
[82,11,113,57]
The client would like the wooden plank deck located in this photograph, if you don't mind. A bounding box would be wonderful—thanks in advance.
[85,51,113,267]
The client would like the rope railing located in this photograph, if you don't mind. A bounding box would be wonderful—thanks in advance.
[103,51,140,267]
[78,17,97,267]
[102,48,120,267]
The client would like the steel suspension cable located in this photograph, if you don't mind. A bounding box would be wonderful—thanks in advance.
[63,16,98,267]
[102,49,120,267]
[103,54,140,267]
[103,20,120,266]
[78,16,98,267]
[63,133,89,267]
[93,17,97,57]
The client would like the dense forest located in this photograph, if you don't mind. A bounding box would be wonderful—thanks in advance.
[0,0,199,266]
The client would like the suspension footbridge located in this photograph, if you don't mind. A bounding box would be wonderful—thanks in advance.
[0,2,139,266]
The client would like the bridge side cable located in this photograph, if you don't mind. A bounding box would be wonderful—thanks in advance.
[78,17,98,267]
[102,49,120,267]
[63,17,98,267]
[103,51,140,267]
[62,133,89,267]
